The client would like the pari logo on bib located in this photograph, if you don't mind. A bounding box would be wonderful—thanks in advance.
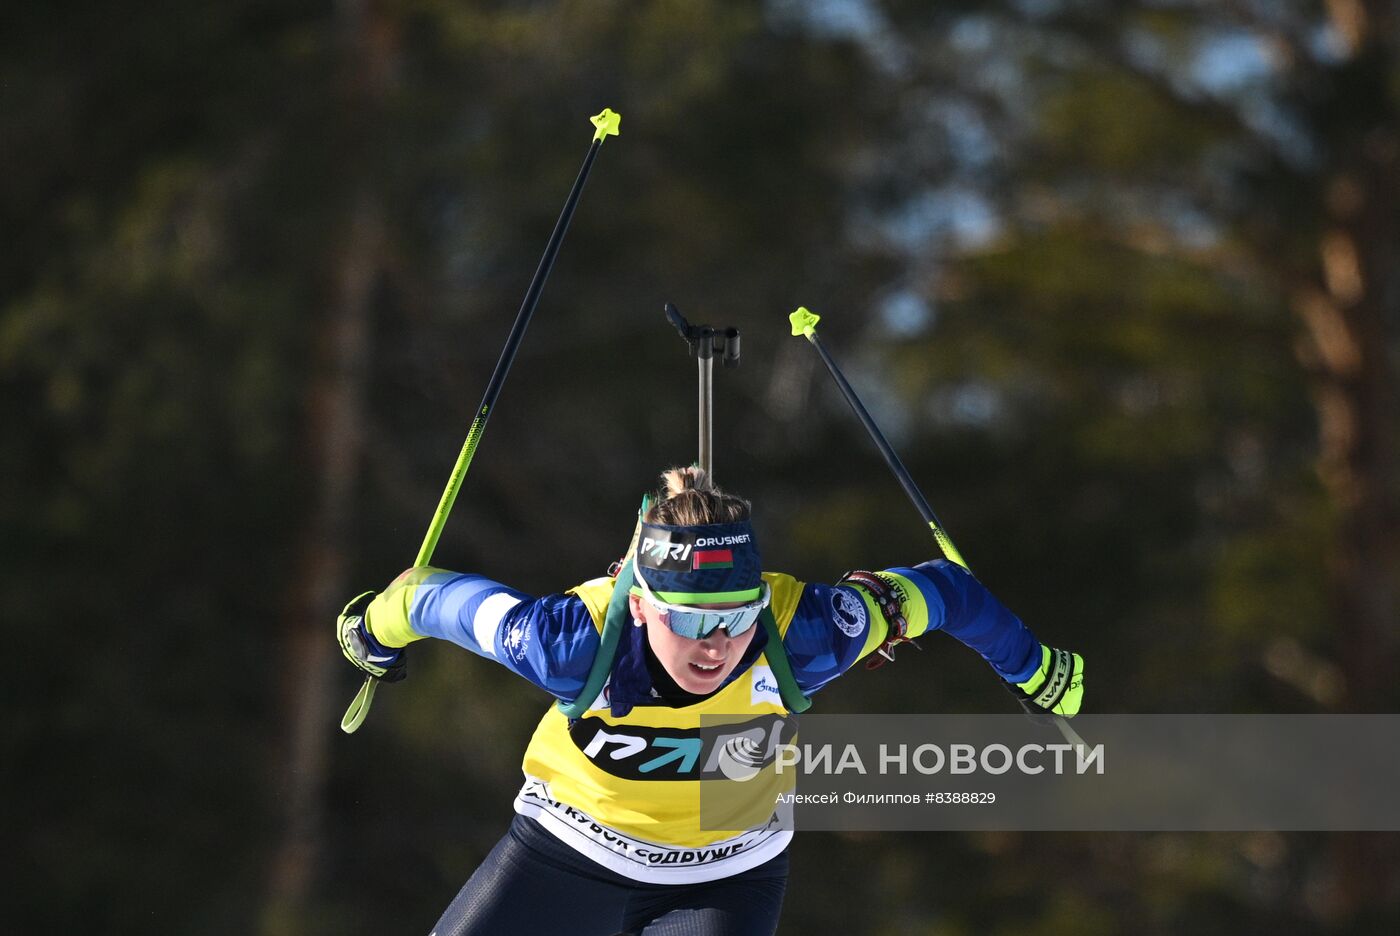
[632,521,769,639]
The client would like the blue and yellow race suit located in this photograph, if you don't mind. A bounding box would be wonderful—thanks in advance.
[366,559,1043,884]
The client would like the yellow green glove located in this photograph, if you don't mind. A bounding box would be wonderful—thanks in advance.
[336,590,408,682]
[1010,645,1084,717]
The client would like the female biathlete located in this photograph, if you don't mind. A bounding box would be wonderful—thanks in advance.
[337,467,1085,935]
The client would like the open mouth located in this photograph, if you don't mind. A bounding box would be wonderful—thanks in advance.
[689,661,723,674]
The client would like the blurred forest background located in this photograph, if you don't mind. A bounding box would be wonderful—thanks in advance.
[5,1,1398,933]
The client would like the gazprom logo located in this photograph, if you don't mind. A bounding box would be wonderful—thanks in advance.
[751,666,782,707]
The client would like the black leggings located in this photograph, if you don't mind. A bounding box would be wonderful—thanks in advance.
[429,815,788,936]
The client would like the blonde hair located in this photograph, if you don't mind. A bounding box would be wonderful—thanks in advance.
[644,467,750,526]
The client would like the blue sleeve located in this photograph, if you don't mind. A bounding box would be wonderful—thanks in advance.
[780,560,1042,693]
[896,560,1042,684]
[782,582,877,694]
[407,572,601,702]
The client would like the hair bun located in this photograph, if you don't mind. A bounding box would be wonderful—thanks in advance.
[647,466,750,525]
[663,466,714,497]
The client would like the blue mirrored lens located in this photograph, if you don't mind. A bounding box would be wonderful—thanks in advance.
[662,605,762,640]
[631,563,770,640]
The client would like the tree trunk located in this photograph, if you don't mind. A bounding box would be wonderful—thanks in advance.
[260,195,383,936]
[1292,1,1400,922]
[1297,0,1400,716]
[260,2,398,933]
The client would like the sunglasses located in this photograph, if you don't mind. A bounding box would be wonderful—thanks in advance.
[631,563,771,640]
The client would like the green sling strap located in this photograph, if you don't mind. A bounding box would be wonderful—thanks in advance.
[757,606,811,713]
[557,560,637,718]
[556,559,811,717]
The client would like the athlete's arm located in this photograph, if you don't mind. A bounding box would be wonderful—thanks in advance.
[782,559,1042,694]
[362,567,600,702]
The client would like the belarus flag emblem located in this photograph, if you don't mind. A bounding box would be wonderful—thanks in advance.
[692,548,734,570]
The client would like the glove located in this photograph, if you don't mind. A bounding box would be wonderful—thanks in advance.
[336,590,407,682]
[1007,645,1082,717]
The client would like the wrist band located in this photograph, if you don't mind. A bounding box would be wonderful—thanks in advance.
[839,570,914,667]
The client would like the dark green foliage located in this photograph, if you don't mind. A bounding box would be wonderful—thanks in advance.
[4,1,1397,934]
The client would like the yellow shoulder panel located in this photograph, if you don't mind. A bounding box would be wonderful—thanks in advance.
[761,572,805,637]
[566,576,615,634]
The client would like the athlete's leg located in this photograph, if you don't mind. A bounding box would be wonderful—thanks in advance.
[623,853,789,936]
[429,817,631,936]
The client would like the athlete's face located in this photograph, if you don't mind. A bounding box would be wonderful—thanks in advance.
[630,593,758,694]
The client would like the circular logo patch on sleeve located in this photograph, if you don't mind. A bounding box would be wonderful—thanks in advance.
[831,588,868,638]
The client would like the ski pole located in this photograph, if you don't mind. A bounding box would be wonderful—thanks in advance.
[415,107,621,567]
[787,306,1087,750]
[340,107,622,734]
[788,307,968,570]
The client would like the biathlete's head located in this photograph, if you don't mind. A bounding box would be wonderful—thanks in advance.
[628,467,767,694]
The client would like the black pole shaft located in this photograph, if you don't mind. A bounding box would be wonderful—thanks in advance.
[478,136,602,408]
[414,134,606,568]
[806,332,963,562]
